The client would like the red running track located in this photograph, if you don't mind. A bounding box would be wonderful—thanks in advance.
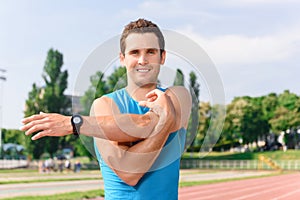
[178,172,300,200]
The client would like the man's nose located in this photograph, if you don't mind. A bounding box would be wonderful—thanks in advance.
[138,54,148,65]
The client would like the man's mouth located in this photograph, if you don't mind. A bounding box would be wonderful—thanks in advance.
[136,68,151,73]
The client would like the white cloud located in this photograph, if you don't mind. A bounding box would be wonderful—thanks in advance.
[225,0,300,6]
[117,0,220,24]
[177,26,300,65]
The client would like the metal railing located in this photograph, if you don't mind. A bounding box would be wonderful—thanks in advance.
[180,159,300,171]
[0,159,28,169]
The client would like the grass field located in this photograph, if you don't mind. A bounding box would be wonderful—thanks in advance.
[1,150,299,199]
[0,170,283,200]
[0,189,105,200]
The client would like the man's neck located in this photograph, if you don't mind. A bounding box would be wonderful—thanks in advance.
[126,84,157,102]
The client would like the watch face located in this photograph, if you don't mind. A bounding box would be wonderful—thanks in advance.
[73,116,81,124]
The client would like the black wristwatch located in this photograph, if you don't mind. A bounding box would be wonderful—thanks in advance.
[71,114,83,136]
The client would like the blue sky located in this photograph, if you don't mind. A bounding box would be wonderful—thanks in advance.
[0,0,300,129]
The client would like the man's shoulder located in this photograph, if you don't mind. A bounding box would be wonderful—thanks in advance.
[93,88,126,103]
[166,86,191,106]
[165,86,189,96]
[93,88,129,112]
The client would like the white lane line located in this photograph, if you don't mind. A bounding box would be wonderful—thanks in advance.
[272,188,300,200]
[232,182,300,200]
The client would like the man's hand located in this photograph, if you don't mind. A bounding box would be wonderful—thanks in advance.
[139,89,176,135]
[20,112,73,140]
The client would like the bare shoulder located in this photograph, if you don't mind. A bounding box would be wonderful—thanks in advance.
[166,85,190,95]
[92,96,111,107]
[91,96,120,116]
[165,86,192,128]
[166,86,192,106]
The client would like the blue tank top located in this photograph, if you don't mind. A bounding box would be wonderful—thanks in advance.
[94,88,186,200]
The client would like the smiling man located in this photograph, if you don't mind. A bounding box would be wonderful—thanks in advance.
[21,18,192,200]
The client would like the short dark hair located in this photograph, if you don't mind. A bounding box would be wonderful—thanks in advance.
[120,18,165,55]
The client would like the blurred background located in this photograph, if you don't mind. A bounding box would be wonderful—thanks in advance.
[0,1,300,199]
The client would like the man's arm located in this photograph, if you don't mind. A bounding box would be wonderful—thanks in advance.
[20,105,159,142]
[20,86,191,186]
[20,86,190,142]
[95,86,192,186]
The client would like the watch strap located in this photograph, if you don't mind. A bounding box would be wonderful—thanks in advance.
[71,114,83,136]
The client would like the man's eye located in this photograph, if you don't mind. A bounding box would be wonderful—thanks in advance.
[131,50,139,55]
[148,50,156,54]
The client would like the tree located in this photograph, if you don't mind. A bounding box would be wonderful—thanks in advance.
[197,101,211,146]
[186,71,200,152]
[241,98,269,144]
[268,90,299,133]
[278,90,298,111]
[2,129,26,146]
[221,97,269,147]
[221,98,247,148]
[290,98,300,128]
[106,66,127,92]
[1,129,26,158]
[24,49,70,159]
[269,106,292,133]
[24,83,46,159]
[261,93,278,121]
[80,71,107,115]
[78,67,127,159]
[80,67,127,115]
[42,49,71,157]
[173,69,184,86]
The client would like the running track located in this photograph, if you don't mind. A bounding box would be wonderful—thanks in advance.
[1,172,298,199]
[178,173,300,200]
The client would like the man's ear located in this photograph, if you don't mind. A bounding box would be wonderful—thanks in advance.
[160,50,166,65]
[119,52,125,65]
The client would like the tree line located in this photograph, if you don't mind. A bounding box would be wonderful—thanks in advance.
[196,90,300,152]
[1,49,299,159]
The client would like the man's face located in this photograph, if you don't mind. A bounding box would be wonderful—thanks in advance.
[120,32,166,87]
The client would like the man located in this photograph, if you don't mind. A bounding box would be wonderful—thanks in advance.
[21,18,192,199]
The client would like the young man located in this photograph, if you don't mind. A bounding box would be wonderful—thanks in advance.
[21,19,192,199]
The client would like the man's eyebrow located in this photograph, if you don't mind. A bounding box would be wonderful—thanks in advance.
[128,49,138,52]
[129,48,159,51]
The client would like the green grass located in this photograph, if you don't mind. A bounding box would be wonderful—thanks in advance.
[1,189,105,200]
[182,150,300,160]
[0,177,100,185]
[0,169,101,185]
[0,169,37,173]
[1,171,285,200]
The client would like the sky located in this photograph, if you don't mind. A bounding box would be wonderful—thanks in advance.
[0,0,300,129]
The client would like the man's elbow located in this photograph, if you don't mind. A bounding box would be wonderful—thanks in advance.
[124,178,139,186]
[116,171,143,186]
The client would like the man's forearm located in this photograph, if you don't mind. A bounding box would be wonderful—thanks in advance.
[95,112,173,185]
[81,111,159,142]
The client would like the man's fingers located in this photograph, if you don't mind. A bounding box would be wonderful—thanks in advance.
[31,130,49,140]
[20,116,48,132]
[20,112,70,140]
[21,113,46,124]
[144,89,166,102]
[24,123,45,136]
[139,100,152,108]
[145,89,163,98]
[148,96,157,102]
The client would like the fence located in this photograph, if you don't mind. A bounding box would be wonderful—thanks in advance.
[0,159,28,169]
[180,159,300,171]
[2,159,299,170]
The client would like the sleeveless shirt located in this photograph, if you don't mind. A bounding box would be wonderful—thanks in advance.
[94,88,186,200]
